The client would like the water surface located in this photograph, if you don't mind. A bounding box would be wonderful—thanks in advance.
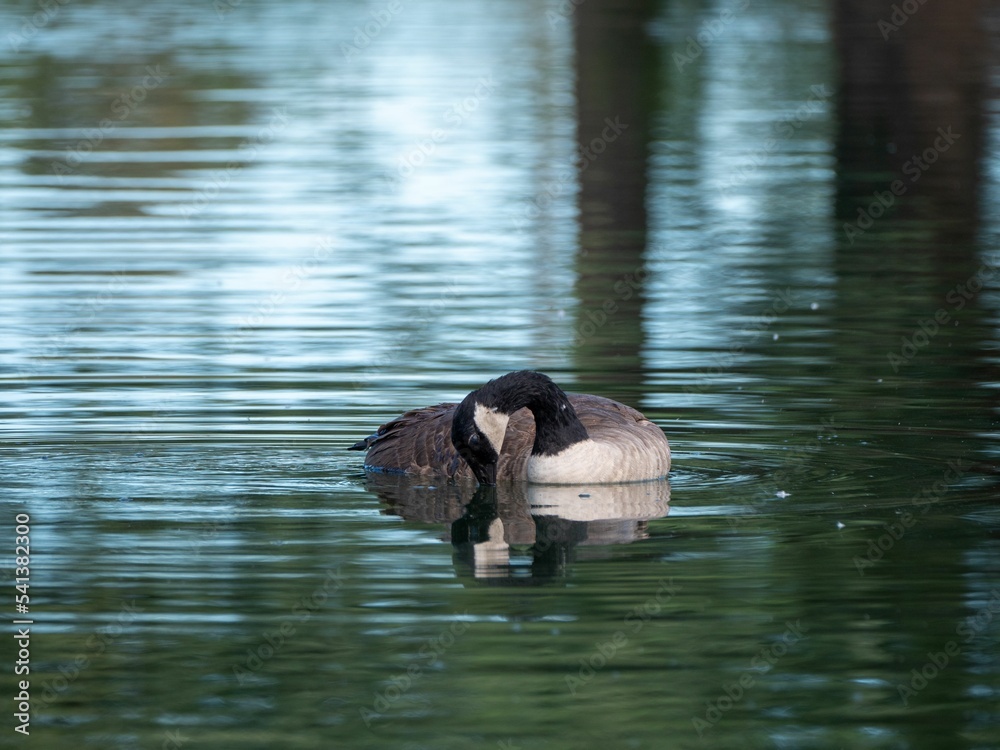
[2,1,999,748]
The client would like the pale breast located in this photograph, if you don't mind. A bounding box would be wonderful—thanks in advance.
[526,395,670,484]
[526,437,670,484]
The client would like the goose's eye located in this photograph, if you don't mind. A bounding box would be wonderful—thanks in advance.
[467,433,481,449]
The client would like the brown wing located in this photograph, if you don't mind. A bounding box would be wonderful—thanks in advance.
[352,401,536,480]
[352,403,474,479]
[350,393,668,481]
[571,393,657,432]
[571,394,671,473]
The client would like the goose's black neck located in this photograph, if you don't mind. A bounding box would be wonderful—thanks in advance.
[475,371,589,456]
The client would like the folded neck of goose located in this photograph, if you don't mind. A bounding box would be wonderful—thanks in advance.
[479,373,589,457]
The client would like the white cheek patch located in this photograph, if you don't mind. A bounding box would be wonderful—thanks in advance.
[473,403,510,455]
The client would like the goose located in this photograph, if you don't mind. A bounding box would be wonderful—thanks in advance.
[349,370,670,485]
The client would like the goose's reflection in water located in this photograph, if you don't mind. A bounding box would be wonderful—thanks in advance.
[365,474,670,582]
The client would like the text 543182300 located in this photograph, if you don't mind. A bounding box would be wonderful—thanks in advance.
[14,512,31,736]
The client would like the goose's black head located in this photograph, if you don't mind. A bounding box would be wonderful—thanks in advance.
[451,391,509,486]
[451,371,589,485]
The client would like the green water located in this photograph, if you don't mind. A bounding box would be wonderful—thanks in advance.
[2,0,999,748]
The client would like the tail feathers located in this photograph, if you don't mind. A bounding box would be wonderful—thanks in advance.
[348,434,378,451]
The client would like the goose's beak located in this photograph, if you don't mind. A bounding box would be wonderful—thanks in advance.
[472,461,497,486]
